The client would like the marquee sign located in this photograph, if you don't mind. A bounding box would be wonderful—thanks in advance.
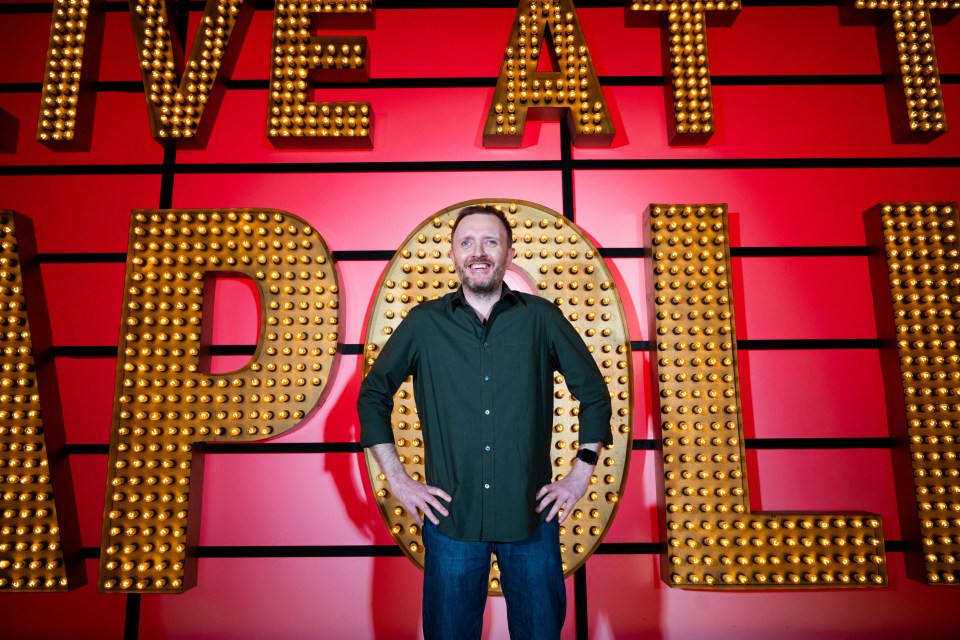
[3,1,959,626]
[31,0,955,150]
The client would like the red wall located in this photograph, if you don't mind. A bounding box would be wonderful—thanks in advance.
[1,1,959,638]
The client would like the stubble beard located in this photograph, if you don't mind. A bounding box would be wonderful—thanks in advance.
[459,261,506,295]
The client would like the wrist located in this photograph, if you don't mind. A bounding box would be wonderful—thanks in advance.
[574,446,599,467]
[386,468,415,486]
[569,458,595,477]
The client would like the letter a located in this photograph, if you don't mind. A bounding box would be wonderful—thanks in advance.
[484,0,614,147]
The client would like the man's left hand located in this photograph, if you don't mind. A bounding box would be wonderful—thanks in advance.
[535,462,593,524]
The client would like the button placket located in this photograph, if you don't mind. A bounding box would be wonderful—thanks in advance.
[480,330,495,535]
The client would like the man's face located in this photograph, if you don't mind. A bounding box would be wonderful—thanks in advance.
[450,214,515,295]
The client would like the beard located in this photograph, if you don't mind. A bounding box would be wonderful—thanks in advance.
[457,259,506,295]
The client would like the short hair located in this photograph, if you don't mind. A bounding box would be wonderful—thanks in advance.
[451,205,513,246]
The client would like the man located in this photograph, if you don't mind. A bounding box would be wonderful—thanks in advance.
[358,205,611,639]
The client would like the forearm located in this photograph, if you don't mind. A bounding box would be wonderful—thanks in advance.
[369,442,409,486]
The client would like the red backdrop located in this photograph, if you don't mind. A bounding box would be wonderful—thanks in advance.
[1,1,959,638]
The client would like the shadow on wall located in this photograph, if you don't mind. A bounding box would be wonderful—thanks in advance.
[585,234,664,640]
[321,353,425,639]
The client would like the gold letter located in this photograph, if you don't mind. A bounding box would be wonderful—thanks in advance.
[872,202,960,585]
[267,1,374,147]
[851,2,954,141]
[128,0,253,145]
[0,212,83,591]
[99,209,340,592]
[647,204,887,588]
[36,0,105,148]
[626,1,739,144]
[483,1,614,147]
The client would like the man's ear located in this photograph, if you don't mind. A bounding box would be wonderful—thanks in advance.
[509,247,517,260]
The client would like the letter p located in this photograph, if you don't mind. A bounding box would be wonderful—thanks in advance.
[99,209,339,592]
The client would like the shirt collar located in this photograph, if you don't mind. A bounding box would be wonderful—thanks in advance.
[447,282,526,312]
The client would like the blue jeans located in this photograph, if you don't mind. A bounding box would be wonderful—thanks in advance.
[422,519,566,640]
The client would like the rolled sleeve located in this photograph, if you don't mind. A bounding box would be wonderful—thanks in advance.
[357,311,420,448]
[546,305,613,446]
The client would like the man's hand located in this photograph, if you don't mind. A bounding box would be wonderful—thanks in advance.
[535,460,593,524]
[369,442,452,526]
[390,473,452,526]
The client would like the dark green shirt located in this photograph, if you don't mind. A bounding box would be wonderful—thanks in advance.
[358,285,612,542]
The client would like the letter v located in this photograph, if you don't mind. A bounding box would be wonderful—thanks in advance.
[128,0,253,146]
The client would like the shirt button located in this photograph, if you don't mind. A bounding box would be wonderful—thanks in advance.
[485,445,491,451]
[484,375,490,381]
[484,484,491,489]
[484,342,489,348]
[484,409,490,415]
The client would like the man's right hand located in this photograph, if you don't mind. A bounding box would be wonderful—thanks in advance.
[390,474,452,526]
[369,442,452,526]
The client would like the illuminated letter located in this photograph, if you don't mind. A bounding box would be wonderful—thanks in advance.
[99,209,340,592]
[267,1,374,147]
[0,212,83,591]
[871,202,960,585]
[647,204,887,588]
[626,1,739,144]
[363,201,632,592]
[849,1,955,141]
[36,0,105,148]
[483,1,614,147]
[127,0,253,145]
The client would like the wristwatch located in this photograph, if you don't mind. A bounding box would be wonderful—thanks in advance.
[575,447,599,466]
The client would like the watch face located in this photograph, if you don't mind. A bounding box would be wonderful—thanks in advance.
[577,448,599,465]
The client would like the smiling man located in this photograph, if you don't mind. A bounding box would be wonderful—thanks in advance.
[358,204,612,640]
